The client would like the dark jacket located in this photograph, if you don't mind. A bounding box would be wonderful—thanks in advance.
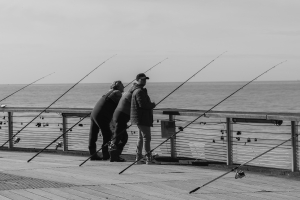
[113,83,136,122]
[91,89,122,120]
[130,84,155,127]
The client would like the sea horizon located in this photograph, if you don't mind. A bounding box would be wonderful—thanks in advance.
[0,81,299,113]
[1,80,299,85]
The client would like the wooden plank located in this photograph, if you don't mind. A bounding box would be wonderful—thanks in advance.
[25,188,67,200]
[224,192,272,200]
[0,190,31,200]
[117,183,191,200]
[98,184,162,200]
[281,191,300,198]
[74,186,126,200]
[86,185,145,200]
[197,193,246,200]
[10,190,50,200]
[59,187,104,200]
[39,188,89,200]
[0,194,12,200]
[135,181,220,200]
[258,191,300,200]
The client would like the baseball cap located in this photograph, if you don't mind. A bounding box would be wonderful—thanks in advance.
[136,73,149,80]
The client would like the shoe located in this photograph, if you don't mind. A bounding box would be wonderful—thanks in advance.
[102,145,110,160]
[90,154,103,161]
[109,144,123,162]
[110,156,126,162]
[146,153,159,165]
[135,154,145,164]
[146,160,159,165]
[101,155,110,161]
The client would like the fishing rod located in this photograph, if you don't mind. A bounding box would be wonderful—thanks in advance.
[188,60,287,193]
[1,55,116,150]
[27,58,168,163]
[119,60,287,175]
[79,52,226,167]
[156,52,226,105]
[124,58,168,88]
[0,72,55,103]
[189,133,293,194]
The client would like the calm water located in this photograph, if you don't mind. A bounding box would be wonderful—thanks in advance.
[0,81,299,113]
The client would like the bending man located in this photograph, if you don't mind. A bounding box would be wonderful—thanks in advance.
[109,82,138,162]
[89,81,124,160]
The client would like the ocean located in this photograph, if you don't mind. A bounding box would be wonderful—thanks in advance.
[0,81,299,113]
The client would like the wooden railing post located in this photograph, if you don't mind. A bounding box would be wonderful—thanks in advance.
[169,114,177,158]
[291,121,299,172]
[62,114,68,151]
[8,112,13,149]
[226,118,233,165]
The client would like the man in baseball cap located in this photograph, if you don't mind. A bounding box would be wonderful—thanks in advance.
[136,73,149,81]
[131,73,158,164]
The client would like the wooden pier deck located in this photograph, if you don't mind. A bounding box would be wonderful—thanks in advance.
[1,151,300,200]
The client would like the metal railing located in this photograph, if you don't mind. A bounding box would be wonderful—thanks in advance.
[0,107,299,171]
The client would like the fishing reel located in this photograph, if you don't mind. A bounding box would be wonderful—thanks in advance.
[14,137,21,144]
[55,142,63,150]
[36,122,42,127]
[235,170,245,179]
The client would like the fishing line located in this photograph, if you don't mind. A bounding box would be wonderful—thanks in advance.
[124,58,168,88]
[27,58,167,162]
[156,52,226,105]
[119,60,287,175]
[0,72,55,103]
[187,61,289,194]
[79,52,226,167]
[1,55,116,150]
[189,132,294,194]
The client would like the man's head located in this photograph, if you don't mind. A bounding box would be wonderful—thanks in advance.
[136,73,149,86]
[111,80,124,92]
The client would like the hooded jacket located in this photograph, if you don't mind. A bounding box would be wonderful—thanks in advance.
[112,83,137,122]
[130,84,155,127]
[91,89,122,120]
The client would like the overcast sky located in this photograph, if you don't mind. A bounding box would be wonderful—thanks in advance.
[0,0,299,84]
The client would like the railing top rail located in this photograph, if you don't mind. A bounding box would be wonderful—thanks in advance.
[0,107,92,114]
[154,108,300,121]
[0,107,299,120]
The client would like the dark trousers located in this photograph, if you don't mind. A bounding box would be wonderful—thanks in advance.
[88,116,112,156]
[112,112,129,153]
